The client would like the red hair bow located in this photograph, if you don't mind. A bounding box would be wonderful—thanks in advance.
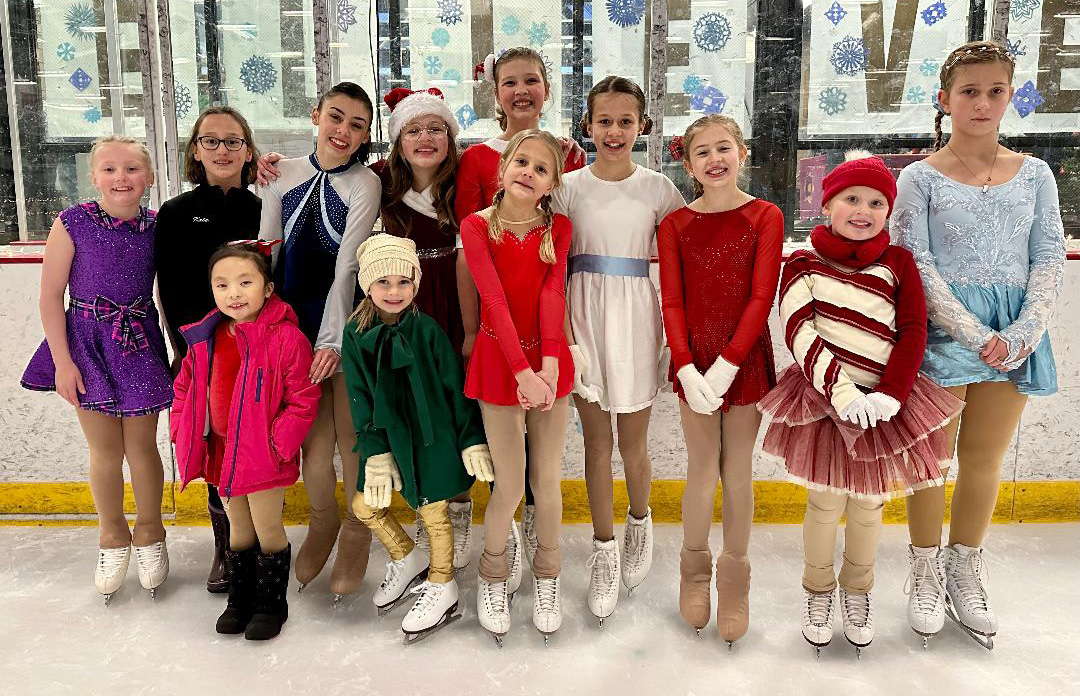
[227,239,281,258]
[383,87,445,112]
[668,136,685,162]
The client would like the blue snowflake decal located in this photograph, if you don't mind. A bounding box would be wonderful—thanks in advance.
[920,1,948,26]
[83,106,101,123]
[57,43,76,61]
[906,86,927,103]
[1010,0,1040,21]
[455,103,477,130]
[682,75,704,94]
[919,58,940,77]
[690,86,727,114]
[69,68,92,92]
[818,86,848,116]
[424,55,443,76]
[1011,79,1044,118]
[501,15,520,35]
[437,0,463,26]
[65,4,96,42]
[442,68,462,83]
[337,0,357,33]
[693,13,732,53]
[606,0,645,28]
[432,28,450,48]
[174,84,193,119]
[830,36,868,76]
[1006,38,1026,57]
[239,55,277,94]
[824,1,847,26]
[527,22,551,46]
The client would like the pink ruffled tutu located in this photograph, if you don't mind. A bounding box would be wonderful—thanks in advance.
[758,365,965,500]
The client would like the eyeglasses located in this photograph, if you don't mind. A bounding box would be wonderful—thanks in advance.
[401,125,449,140]
[196,136,247,151]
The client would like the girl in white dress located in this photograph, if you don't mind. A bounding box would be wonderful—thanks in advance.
[553,76,684,625]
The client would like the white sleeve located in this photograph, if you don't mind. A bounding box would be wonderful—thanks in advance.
[656,175,686,223]
[257,176,285,269]
[550,179,572,217]
[314,168,382,354]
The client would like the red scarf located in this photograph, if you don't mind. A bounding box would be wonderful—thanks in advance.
[810,225,890,269]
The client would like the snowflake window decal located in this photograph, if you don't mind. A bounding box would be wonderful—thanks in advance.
[455,103,477,130]
[1010,0,1040,21]
[682,75,704,94]
[1011,80,1044,118]
[606,0,645,28]
[921,1,948,26]
[69,68,92,92]
[824,2,847,27]
[57,43,76,61]
[424,55,443,76]
[437,0,463,26]
[501,15,520,35]
[919,58,940,77]
[337,0,357,34]
[690,86,727,114]
[174,84,193,119]
[818,86,848,116]
[829,36,868,76]
[240,55,277,95]
[65,4,97,42]
[83,106,102,123]
[905,86,927,104]
[527,22,551,47]
[432,28,450,48]
[693,13,732,53]
[1006,38,1026,58]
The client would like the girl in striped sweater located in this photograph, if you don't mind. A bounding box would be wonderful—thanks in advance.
[758,153,963,656]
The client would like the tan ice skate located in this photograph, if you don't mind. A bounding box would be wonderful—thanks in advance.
[679,547,712,634]
[715,553,751,649]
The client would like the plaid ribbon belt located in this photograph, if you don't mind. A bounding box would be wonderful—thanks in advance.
[70,295,151,355]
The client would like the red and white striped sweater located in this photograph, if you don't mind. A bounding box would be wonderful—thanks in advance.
[778,244,928,412]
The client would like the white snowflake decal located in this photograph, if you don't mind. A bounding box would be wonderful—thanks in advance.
[818,86,847,116]
[693,13,732,53]
[240,55,277,94]
[337,0,357,34]
[174,84,193,119]
[1010,0,1040,21]
[437,0,463,26]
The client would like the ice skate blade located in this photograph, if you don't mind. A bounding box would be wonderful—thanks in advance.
[626,587,633,598]
[403,610,462,645]
[148,587,157,601]
[727,640,734,652]
[297,582,307,595]
[945,604,995,650]
[489,633,506,648]
[694,628,701,636]
[103,592,116,607]
[855,647,862,660]
[332,594,344,606]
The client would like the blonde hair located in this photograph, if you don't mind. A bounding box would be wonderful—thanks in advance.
[492,48,551,131]
[487,129,564,264]
[681,114,747,198]
[933,41,1015,151]
[349,296,418,332]
[89,135,153,171]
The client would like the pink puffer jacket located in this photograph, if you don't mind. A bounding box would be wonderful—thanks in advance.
[171,295,321,497]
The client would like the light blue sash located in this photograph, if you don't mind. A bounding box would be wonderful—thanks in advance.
[569,253,650,278]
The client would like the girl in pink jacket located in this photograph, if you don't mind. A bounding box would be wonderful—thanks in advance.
[171,241,320,641]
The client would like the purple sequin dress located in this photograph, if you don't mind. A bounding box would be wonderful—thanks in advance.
[21,202,173,416]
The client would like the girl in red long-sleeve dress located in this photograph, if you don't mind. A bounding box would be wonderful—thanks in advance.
[658,114,784,646]
[460,129,574,645]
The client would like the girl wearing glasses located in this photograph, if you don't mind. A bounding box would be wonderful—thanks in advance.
[155,105,262,595]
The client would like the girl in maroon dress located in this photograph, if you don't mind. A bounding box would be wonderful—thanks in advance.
[659,114,784,646]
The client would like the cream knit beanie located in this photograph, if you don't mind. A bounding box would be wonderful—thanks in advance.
[356,233,422,293]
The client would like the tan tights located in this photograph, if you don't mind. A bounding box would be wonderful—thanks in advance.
[574,396,652,542]
[802,490,883,593]
[906,381,1028,548]
[478,398,569,581]
[226,487,288,553]
[78,410,165,549]
[678,401,760,559]
[301,373,360,527]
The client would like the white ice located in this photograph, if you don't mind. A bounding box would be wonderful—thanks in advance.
[1,524,1078,696]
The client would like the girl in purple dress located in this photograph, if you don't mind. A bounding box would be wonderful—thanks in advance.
[22,136,174,604]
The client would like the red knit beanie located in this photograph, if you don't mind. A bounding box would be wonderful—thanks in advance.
[821,150,897,215]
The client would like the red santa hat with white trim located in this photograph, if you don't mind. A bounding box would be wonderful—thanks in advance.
[384,87,459,143]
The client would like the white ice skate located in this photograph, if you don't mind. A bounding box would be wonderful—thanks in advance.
[521,504,537,571]
[507,523,523,600]
[95,545,131,606]
[401,579,461,644]
[586,538,620,627]
[449,501,473,569]
[839,588,874,658]
[904,545,947,647]
[373,546,429,616]
[533,575,562,644]
[133,541,169,599]
[621,507,653,596]
[801,587,835,658]
[944,544,997,650]
[477,576,511,647]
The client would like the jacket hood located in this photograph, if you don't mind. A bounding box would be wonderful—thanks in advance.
[180,294,297,346]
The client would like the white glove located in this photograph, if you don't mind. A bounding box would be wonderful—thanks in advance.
[865,392,901,422]
[569,344,589,394]
[363,452,402,509]
[838,396,880,429]
[703,356,739,400]
[677,364,722,415]
[462,444,494,482]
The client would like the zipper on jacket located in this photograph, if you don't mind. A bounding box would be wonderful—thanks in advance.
[224,337,251,497]
[255,368,264,403]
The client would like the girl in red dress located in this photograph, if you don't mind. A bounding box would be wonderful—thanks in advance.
[659,114,784,646]
[460,129,573,645]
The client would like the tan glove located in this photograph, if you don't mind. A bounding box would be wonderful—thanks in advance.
[462,444,494,482]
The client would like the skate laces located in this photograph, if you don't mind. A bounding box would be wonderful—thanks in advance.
[413,519,430,550]
[842,590,872,628]
[134,542,166,571]
[805,590,833,627]
[904,552,945,613]
[381,556,407,590]
[586,547,617,591]
[482,580,509,615]
[535,577,559,613]
[953,550,991,613]
[450,509,471,552]
[97,546,129,575]
[408,581,443,613]
[623,521,645,569]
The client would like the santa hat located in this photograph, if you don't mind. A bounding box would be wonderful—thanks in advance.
[384,87,459,143]
[821,150,897,215]
[356,233,422,294]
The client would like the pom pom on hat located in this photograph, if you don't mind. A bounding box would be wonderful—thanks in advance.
[356,233,423,294]
[385,88,459,143]
[821,150,897,214]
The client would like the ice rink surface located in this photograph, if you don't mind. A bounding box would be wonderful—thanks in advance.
[2,523,1077,696]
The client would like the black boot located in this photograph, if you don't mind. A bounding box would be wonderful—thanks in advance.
[216,547,257,634]
[207,503,231,593]
[245,544,291,641]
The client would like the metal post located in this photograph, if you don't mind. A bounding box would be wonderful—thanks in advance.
[569,0,585,143]
[136,0,165,208]
[646,0,667,171]
[103,0,127,136]
[0,0,28,240]
[156,0,182,199]
[989,0,1010,43]
[313,0,332,96]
